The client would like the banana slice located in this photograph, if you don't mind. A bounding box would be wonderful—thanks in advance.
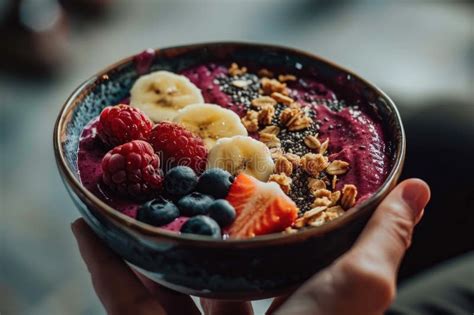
[207,136,274,181]
[173,103,248,149]
[130,70,204,122]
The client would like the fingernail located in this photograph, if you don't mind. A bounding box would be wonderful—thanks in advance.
[402,184,425,220]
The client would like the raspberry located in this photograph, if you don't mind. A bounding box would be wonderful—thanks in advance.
[97,104,153,147]
[101,140,163,200]
[148,122,208,174]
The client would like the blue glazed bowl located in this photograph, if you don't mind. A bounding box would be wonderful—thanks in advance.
[54,42,405,300]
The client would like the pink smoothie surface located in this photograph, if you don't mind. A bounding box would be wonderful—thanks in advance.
[77,63,391,231]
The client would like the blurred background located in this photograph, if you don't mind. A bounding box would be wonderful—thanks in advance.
[0,0,473,314]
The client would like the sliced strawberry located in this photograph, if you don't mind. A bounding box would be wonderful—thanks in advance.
[226,173,298,238]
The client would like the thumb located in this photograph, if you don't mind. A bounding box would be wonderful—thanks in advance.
[348,178,431,284]
[335,178,431,314]
[272,179,430,315]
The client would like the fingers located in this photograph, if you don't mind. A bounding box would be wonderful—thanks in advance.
[265,294,291,315]
[337,178,431,313]
[134,271,201,315]
[72,219,201,315]
[200,298,254,315]
[349,178,431,280]
[72,219,165,315]
[270,178,431,315]
[334,178,431,314]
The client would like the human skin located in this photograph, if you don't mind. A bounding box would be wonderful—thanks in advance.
[72,178,430,315]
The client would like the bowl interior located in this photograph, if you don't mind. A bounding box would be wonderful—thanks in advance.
[57,42,404,244]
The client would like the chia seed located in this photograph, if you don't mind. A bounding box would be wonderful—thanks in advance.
[272,103,318,156]
[214,70,345,214]
[288,168,313,213]
[216,73,260,112]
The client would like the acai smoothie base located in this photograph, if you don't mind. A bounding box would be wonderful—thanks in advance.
[77,52,391,240]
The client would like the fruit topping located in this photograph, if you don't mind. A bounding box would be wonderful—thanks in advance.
[226,173,298,238]
[206,136,275,181]
[75,61,380,239]
[101,140,163,200]
[176,192,214,216]
[163,166,198,197]
[196,168,234,199]
[97,104,153,147]
[173,103,248,149]
[130,70,204,122]
[137,197,179,226]
[180,215,221,238]
[208,199,236,228]
[148,121,208,174]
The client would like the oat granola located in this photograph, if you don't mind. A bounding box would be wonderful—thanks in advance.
[319,138,329,154]
[260,77,288,95]
[259,125,280,136]
[259,132,281,148]
[228,62,247,76]
[241,110,259,132]
[271,92,294,105]
[301,153,329,176]
[278,74,297,82]
[326,160,350,175]
[284,153,301,167]
[304,134,321,150]
[341,184,358,210]
[274,156,293,176]
[308,178,326,193]
[258,105,275,126]
[251,96,277,108]
[269,173,292,194]
[258,68,274,78]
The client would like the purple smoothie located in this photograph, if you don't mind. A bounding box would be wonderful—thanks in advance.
[316,105,388,202]
[77,62,390,230]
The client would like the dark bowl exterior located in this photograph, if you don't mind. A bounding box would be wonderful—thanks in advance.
[54,42,405,300]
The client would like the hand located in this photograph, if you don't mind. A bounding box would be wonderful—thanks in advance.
[72,178,430,315]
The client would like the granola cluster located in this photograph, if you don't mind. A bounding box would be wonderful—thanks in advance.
[241,91,313,136]
[286,137,357,232]
[227,63,359,233]
[228,62,247,76]
[270,133,358,232]
[239,75,314,135]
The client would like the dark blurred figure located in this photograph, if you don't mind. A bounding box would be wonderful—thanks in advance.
[0,0,112,76]
[399,99,474,280]
[0,0,68,75]
[389,100,474,313]
[59,0,112,16]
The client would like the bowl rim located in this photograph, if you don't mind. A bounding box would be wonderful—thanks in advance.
[54,41,405,247]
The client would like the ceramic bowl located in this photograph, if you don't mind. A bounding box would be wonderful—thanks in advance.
[54,42,405,300]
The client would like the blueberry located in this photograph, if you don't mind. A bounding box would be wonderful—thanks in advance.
[180,215,221,238]
[137,197,179,226]
[176,192,214,216]
[164,166,198,197]
[208,199,236,227]
[196,168,234,199]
